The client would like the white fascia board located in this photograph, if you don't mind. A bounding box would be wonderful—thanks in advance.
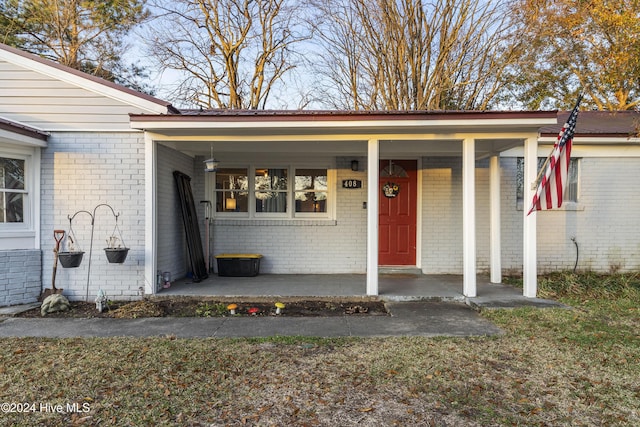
[538,136,640,144]
[0,49,168,114]
[0,128,47,147]
[141,130,539,143]
[503,144,640,157]
[131,117,557,132]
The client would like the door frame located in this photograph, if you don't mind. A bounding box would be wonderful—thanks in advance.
[378,156,422,269]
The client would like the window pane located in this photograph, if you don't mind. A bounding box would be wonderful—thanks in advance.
[516,157,578,203]
[216,168,248,191]
[0,158,25,190]
[1,192,24,223]
[296,191,327,212]
[295,169,327,191]
[215,168,249,212]
[255,168,287,190]
[255,191,287,213]
[216,192,248,213]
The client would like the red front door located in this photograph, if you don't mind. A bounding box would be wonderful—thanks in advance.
[379,160,417,265]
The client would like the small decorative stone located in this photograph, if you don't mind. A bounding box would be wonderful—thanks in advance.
[41,294,70,316]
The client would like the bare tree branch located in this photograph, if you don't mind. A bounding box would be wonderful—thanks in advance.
[146,0,309,109]
[309,0,514,110]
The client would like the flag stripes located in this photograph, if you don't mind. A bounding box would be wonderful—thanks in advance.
[528,96,582,215]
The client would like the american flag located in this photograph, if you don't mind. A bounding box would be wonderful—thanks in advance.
[527,95,582,215]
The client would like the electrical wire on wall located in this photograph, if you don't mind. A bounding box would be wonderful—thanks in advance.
[571,237,579,273]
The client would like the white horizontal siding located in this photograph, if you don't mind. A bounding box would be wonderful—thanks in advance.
[0,59,156,131]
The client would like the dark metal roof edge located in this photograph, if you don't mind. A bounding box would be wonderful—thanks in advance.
[0,117,49,141]
[540,110,640,136]
[130,109,558,122]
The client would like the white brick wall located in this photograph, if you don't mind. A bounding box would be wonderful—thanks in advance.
[194,154,640,277]
[37,136,637,302]
[421,157,463,273]
[40,132,146,301]
[0,250,41,306]
[156,144,194,288]
[496,156,640,274]
[205,157,368,274]
[531,157,640,272]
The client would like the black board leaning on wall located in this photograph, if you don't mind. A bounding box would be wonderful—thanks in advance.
[173,171,208,282]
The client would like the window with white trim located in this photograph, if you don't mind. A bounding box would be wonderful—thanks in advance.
[213,166,332,218]
[215,168,249,213]
[516,157,579,206]
[295,169,327,214]
[0,156,26,223]
[255,167,288,214]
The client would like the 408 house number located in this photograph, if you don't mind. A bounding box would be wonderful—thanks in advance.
[342,179,362,189]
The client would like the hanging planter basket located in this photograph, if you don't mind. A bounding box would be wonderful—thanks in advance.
[58,251,85,268]
[104,218,129,264]
[104,247,129,264]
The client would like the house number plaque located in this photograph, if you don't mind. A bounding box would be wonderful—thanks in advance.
[342,179,362,189]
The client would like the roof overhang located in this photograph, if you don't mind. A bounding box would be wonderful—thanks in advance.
[130,110,558,158]
[131,110,558,138]
[0,116,48,147]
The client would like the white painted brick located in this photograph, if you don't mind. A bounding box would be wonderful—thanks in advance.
[38,131,146,301]
[0,250,42,306]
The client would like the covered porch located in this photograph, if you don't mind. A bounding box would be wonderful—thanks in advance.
[132,110,559,299]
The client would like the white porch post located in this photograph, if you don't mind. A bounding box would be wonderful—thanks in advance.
[489,155,502,283]
[144,133,157,295]
[462,138,476,297]
[523,136,538,297]
[366,138,379,295]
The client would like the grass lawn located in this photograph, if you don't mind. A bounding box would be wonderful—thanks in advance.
[1,272,638,426]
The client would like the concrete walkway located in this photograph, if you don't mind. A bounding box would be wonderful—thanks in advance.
[0,299,564,339]
[0,274,565,338]
[0,301,506,338]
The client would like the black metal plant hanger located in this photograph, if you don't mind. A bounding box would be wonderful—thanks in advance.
[67,203,121,302]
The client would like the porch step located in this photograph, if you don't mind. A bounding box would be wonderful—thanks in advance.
[378,267,423,276]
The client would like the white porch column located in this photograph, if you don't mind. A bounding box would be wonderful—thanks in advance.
[489,155,502,283]
[144,134,157,295]
[462,138,476,297]
[366,138,379,295]
[523,136,538,297]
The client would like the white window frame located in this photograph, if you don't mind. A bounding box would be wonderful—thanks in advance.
[293,167,331,218]
[212,166,251,219]
[516,156,580,209]
[0,143,38,240]
[254,165,290,218]
[207,163,336,220]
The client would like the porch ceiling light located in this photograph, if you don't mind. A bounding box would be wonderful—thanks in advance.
[204,145,219,172]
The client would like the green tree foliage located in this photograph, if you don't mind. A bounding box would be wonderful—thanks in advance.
[0,0,153,93]
[505,0,640,110]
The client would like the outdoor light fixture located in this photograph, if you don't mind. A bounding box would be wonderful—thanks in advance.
[351,160,359,171]
[203,145,219,172]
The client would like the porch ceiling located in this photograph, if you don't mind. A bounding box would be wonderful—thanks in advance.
[158,137,525,158]
[134,110,557,158]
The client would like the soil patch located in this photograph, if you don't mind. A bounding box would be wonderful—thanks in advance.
[16,297,388,318]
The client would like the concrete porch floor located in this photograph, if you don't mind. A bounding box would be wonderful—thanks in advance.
[158,273,562,309]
